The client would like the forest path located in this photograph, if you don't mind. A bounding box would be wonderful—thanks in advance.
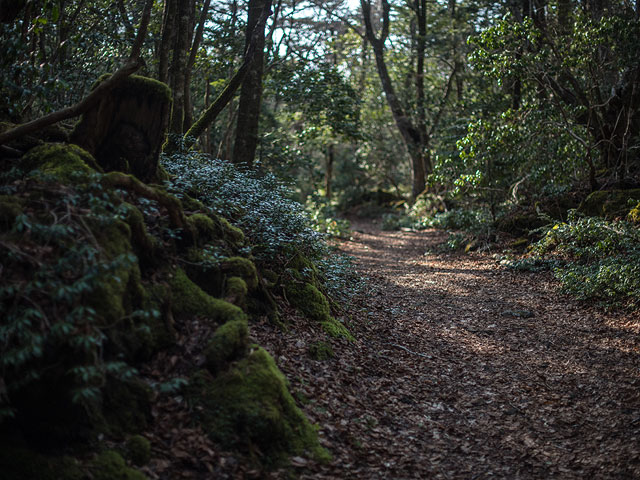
[261,219,640,479]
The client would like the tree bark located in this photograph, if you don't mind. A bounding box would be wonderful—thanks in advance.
[231,0,273,167]
[183,0,211,131]
[361,0,426,198]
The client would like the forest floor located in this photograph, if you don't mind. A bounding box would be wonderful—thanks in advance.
[254,219,640,479]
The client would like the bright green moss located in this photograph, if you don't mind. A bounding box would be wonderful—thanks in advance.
[286,281,353,340]
[287,253,319,283]
[181,194,207,212]
[168,268,245,323]
[90,451,147,480]
[22,143,102,180]
[189,348,330,466]
[0,447,83,480]
[125,435,151,467]
[204,318,248,373]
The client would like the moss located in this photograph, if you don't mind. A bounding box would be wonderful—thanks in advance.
[286,281,353,340]
[204,318,249,373]
[225,276,248,309]
[287,253,319,283]
[101,378,152,438]
[0,194,22,230]
[579,189,640,219]
[125,435,151,467]
[221,257,258,290]
[169,268,245,323]
[90,450,147,480]
[216,215,245,245]
[189,348,330,466]
[181,194,207,212]
[0,446,84,480]
[22,143,102,181]
[308,341,334,361]
[187,213,216,244]
[121,203,156,264]
[93,74,172,105]
[627,201,640,224]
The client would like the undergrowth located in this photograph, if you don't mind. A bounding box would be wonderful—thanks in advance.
[162,151,361,299]
[0,169,153,420]
[506,211,640,309]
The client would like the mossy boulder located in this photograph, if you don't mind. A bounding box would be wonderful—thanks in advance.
[168,268,245,323]
[22,143,102,181]
[579,189,640,219]
[204,318,249,373]
[189,348,330,466]
[286,281,353,340]
[225,276,248,309]
[221,257,258,290]
[90,450,147,480]
[0,446,84,480]
[125,435,151,467]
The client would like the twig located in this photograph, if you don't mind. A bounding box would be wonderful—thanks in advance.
[386,342,432,358]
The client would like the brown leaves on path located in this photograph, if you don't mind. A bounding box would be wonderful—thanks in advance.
[254,219,640,479]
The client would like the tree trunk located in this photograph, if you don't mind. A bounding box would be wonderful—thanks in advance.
[325,144,334,200]
[232,0,273,167]
[361,0,426,198]
[184,0,211,132]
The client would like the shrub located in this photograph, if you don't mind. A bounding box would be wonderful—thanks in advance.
[513,211,640,308]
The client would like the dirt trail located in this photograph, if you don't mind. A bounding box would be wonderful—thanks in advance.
[257,220,640,479]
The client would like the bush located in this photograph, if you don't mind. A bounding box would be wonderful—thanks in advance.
[162,152,360,300]
[514,211,640,308]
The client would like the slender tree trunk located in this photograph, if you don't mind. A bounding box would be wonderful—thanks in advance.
[168,0,192,142]
[325,144,334,200]
[158,0,177,85]
[184,0,211,132]
[361,0,426,198]
[232,0,273,166]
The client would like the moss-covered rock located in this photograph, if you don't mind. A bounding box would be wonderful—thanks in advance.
[308,341,334,361]
[125,435,151,467]
[221,257,258,290]
[189,348,330,466]
[90,450,147,480]
[225,276,248,309]
[187,213,217,244]
[286,281,353,340]
[22,143,102,181]
[579,189,640,219]
[204,318,249,373]
[168,268,245,323]
[0,446,84,480]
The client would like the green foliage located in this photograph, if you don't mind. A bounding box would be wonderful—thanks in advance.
[162,152,360,303]
[0,166,155,419]
[189,348,331,466]
[521,213,640,308]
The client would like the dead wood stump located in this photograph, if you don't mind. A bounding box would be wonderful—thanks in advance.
[70,75,171,183]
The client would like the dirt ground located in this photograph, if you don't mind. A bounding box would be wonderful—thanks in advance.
[254,220,640,479]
